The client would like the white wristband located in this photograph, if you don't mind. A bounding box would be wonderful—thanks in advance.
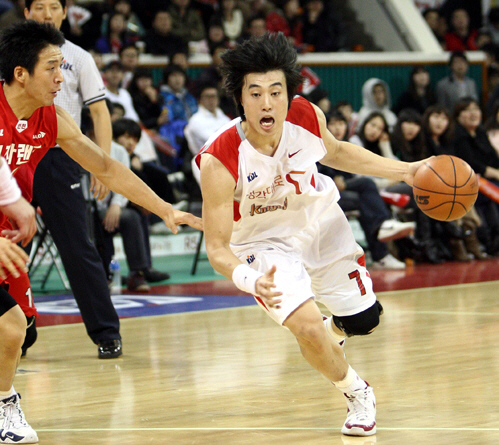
[232,264,264,295]
[0,159,21,206]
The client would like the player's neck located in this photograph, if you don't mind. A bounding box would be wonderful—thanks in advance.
[241,121,282,157]
[2,83,37,121]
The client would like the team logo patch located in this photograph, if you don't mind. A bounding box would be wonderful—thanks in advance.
[247,171,258,182]
[16,120,28,133]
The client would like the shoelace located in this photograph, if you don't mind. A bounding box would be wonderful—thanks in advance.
[0,394,28,429]
[345,389,373,422]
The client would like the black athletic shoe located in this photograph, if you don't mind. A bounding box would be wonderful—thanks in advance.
[98,339,123,359]
[143,268,170,283]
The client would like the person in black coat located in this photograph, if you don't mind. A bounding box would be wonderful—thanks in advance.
[393,66,436,116]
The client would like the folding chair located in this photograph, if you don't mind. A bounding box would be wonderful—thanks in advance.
[28,212,70,291]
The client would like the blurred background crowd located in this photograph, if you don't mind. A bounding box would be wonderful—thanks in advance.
[3,0,499,283]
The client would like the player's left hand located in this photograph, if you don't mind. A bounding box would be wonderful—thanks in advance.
[90,174,110,201]
[0,197,37,247]
[403,157,433,187]
[0,237,29,280]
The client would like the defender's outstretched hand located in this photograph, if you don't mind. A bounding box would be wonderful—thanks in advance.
[255,265,283,308]
[161,207,203,234]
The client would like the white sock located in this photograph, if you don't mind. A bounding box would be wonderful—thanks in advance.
[333,366,367,393]
[0,386,16,400]
[324,317,346,344]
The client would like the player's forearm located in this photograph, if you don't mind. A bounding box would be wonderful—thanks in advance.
[205,239,242,281]
[98,160,170,219]
[326,141,410,182]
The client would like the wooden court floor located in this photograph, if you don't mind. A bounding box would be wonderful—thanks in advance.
[15,280,499,444]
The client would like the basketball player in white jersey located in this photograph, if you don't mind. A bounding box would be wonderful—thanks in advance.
[196,33,426,437]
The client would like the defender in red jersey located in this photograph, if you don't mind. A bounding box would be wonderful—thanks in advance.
[0,22,202,332]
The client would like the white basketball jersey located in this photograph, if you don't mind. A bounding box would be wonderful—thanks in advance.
[196,96,340,247]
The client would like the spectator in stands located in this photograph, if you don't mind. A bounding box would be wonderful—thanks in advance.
[0,0,23,30]
[96,11,134,54]
[240,13,268,41]
[302,0,346,52]
[444,8,478,51]
[196,44,237,118]
[436,51,478,115]
[218,0,245,46]
[422,104,486,260]
[476,29,493,49]
[387,109,460,263]
[305,88,331,117]
[394,66,436,116]
[100,0,145,40]
[184,83,231,156]
[103,61,141,122]
[237,0,275,22]
[168,0,206,46]
[320,111,413,270]
[144,10,188,57]
[159,64,198,168]
[266,0,304,52]
[128,68,166,131]
[95,119,169,292]
[422,7,446,48]
[485,7,499,46]
[206,15,230,53]
[453,97,499,255]
[357,78,397,131]
[119,43,140,89]
[335,100,359,139]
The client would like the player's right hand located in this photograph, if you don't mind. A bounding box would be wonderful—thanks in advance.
[255,265,283,308]
[0,237,29,280]
[0,197,36,247]
[161,206,203,234]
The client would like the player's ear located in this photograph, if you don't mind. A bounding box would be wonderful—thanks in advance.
[13,67,26,84]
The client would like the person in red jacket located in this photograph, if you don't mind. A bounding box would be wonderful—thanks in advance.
[444,8,478,51]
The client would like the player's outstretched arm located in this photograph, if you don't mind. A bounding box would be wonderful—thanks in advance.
[200,154,282,307]
[314,103,425,183]
[54,105,202,233]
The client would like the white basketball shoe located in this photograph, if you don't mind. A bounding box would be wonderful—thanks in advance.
[0,393,38,444]
[341,385,377,437]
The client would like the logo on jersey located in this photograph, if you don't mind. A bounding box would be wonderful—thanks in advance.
[288,150,301,158]
[247,171,258,182]
[16,120,28,133]
[0,143,42,166]
[0,129,3,136]
[61,59,73,71]
[246,254,255,264]
[33,131,46,139]
[249,197,288,216]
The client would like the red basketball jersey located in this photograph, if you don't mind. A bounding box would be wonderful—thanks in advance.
[0,82,58,205]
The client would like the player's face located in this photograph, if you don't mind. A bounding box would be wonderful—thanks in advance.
[25,0,67,31]
[240,70,288,146]
[24,44,63,107]
[428,112,449,137]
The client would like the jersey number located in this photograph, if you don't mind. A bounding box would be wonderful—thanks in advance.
[348,270,366,296]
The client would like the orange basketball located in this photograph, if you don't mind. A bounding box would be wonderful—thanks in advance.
[413,155,478,221]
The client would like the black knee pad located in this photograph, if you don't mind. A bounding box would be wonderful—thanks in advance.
[333,301,384,337]
[21,316,37,357]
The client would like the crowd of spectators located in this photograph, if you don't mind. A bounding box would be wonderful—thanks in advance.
[2,0,499,273]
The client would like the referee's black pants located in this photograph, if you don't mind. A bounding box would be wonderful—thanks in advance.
[32,148,121,345]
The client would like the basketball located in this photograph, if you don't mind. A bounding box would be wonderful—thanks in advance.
[413,155,478,221]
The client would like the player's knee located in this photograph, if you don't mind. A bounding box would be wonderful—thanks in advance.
[332,301,384,337]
